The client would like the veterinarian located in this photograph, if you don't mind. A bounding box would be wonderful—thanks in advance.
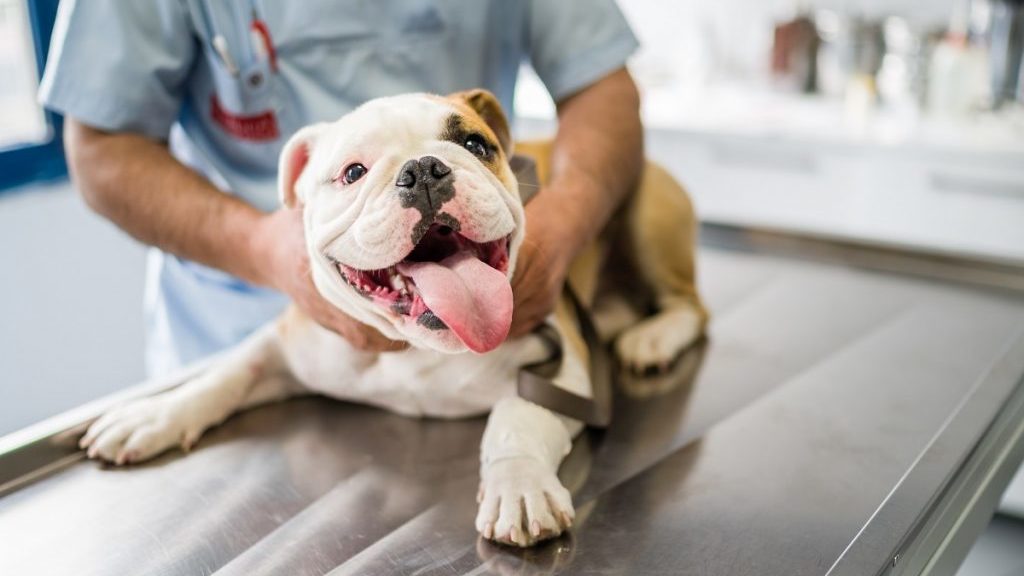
[40,1,643,376]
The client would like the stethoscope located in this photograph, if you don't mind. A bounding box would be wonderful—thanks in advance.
[197,0,278,88]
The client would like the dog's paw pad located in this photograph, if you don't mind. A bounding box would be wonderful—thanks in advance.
[476,457,574,547]
[80,396,198,465]
[616,307,702,375]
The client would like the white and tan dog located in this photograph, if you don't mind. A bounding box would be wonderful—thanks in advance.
[79,90,706,547]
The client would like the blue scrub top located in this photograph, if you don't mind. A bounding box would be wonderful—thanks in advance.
[39,0,638,376]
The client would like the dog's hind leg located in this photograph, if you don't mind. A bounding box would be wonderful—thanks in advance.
[80,318,303,465]
[615,162,708,374]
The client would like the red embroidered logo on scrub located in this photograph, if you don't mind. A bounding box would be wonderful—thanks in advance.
[210,95,280,141]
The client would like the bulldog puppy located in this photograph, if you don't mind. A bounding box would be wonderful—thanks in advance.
[79,90,707,547]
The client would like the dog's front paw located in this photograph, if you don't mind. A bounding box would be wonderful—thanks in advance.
[475,457,574,547]
[79,395,203,465]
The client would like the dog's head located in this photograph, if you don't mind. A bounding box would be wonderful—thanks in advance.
[278,91,524,354]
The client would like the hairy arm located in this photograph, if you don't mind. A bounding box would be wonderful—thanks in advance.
[64,120,404,351]
[66,121,267,282]
[509,67,643,336]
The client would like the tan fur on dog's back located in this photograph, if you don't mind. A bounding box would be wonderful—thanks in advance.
[515,139,706,367]
[629,161,705,318]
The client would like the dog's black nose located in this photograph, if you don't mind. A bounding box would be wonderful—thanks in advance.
[396,156,455,214]
[395,156,451,189]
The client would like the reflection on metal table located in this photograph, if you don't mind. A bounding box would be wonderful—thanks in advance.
[2,224,1024,576]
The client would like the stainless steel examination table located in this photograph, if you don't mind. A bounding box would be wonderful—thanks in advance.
[2,225,1024,576]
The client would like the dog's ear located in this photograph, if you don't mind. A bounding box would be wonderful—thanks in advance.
[278,123,327,208]
[448,89,512,156]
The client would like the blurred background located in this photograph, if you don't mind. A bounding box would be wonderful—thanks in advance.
[1,1,1022,572]
[518,0,1024,267]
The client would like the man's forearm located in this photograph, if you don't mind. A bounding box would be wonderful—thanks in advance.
[539,67,643,254]
[65,120,272,286]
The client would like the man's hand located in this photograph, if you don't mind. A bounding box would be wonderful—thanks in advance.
[508,201,577,338]
[253,208,408,352]
[507,67,643,337]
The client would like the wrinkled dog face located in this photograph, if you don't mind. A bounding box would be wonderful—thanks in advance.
[278,91,525,354]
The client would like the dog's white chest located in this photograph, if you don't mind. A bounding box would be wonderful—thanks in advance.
[280,318,548,418]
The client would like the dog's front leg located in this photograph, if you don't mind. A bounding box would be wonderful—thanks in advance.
[80,322,301,465]
[476,319,590,547]
[476,396,582,547]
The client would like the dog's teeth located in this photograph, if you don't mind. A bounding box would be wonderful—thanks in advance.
[390,273,407,292]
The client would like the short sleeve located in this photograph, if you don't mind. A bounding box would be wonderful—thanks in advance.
[526,0,639,102]
[38,0,196,140]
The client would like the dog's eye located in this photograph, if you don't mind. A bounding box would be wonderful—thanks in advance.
[463,134,489,158]
[342,163,368,184]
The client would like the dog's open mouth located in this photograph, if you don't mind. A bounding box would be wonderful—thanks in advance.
[331,223,513,352]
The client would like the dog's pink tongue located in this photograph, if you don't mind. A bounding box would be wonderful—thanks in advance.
[397,252,512,353]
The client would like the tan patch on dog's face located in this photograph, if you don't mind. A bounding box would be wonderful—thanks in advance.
[443,114,508,182]
[435,91,515,190]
